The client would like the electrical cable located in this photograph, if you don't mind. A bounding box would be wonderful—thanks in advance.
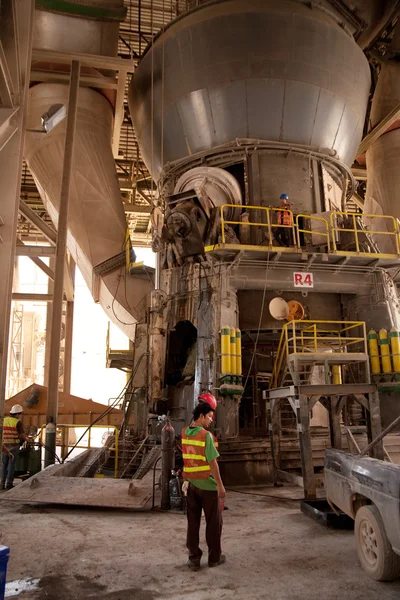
[227,487,300,501]
[242,252,270,393]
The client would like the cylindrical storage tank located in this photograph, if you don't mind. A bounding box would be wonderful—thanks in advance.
[378,328,392,374]
[24,84,152,339]
[220,326,231,376]
[365,61,400,254]
[389,328,400,374]
[368,329,381,375]
[129,0,370,182]
[230,328,237,375]
[332,365,342,385]
[235,329,242,377]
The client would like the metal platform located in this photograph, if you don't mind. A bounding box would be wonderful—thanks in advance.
[204,244,400,269]
[263,384,383,500]
[267,383,376,399]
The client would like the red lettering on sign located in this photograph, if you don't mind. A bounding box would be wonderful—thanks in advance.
[294,273,303,285]
[304,274,312,286]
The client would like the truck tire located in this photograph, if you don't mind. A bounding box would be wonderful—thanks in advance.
[355,504,400,581]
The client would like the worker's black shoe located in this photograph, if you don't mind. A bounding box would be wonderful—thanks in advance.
[208,554,226,568]
[187,559,201,571]
[5,484,13,490]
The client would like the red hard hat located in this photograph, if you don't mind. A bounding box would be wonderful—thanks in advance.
[198,393,217,410]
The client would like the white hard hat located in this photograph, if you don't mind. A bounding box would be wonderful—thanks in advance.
[10,404,23,414]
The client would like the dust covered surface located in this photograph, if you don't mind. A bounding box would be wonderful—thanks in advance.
[1,485,400,599]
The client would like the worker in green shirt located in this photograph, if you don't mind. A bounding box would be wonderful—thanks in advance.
[181,393,226,570]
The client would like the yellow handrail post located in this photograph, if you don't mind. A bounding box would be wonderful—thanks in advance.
[295,215,300,249]
[292,322,297,354]
[266,207,272,247]
[353,213,360,253]
[114,431,119,478]
[221,205,226,244]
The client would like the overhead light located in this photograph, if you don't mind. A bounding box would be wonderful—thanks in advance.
[40,104,67,133]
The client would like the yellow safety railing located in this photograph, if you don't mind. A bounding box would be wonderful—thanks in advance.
[270,320,367,389]
[206,204,400,258]
[295,214,330,252]
[330,212,400,256]
[39,424,119,478]
[219,204,296,248]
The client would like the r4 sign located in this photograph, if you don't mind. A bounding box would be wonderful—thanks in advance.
[293,272,314,288]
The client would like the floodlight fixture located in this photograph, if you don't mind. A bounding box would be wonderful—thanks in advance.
[40,104,67,133]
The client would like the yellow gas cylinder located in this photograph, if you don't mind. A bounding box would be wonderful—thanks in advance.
[379,328,392,374]
[235,329,242,376]
[230,328,237,375]
[220,327,231,375]
[368,329,381,375]
[389,328,400,373]
[332,365,342,385]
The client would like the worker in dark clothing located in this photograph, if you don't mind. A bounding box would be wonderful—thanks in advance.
[274,193,293,247]
[1,404,27,489]
[182,393,226,570]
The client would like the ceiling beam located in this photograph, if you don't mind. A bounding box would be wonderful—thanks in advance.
[63,259,75,302]
[31,69,118,90]
[19,199,57,244]
[29,256,54,280]
[31,48,135,73]
[0,106,19,152]
[15,245,55,257]
[112,72,127,158]
[351,166,367,181]
[123,204,152,214]
[357,101,400,156]
[350,192,364,210]
[12,293,53,302]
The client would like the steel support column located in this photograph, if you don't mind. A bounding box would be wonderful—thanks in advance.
[296,395,316,499]
[367,390,384,460]
[63,258,75,395]
[0,0,34,448]
[45,60,80,467]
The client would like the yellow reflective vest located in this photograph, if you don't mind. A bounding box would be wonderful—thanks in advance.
[181,427,218,480]
[3,416,21,445]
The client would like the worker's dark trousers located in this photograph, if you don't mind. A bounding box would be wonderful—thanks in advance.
[1,446,19,486]
[186,483,222,564]
[274,227,291,247]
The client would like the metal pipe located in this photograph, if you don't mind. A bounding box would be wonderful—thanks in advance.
[45,60,80,468]
[360,414,400,457]
[63,258,76,394]
[161,418,175,510]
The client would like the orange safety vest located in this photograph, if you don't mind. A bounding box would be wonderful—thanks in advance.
[181,427,219,480]
[3,416,20,445]
[278,209,292,226]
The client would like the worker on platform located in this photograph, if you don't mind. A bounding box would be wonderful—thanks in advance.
[275,193,293,247]
[182,393,226,570]
[1,404,28,489]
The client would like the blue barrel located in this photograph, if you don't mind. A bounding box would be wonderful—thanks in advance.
[0,546,10,600]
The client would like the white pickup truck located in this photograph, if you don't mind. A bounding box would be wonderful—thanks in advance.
[324,448,400,581]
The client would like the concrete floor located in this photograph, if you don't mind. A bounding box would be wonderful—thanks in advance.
[1,486,400,600]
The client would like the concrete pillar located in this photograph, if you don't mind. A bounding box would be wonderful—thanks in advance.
[194,264,240,439]
[45,60,80,467]
[62,257,75,394]
[0,0,34,446]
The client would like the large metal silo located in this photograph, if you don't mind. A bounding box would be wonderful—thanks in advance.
[129,0,371,187]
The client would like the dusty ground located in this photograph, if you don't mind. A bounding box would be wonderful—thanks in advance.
[0,485,400,600]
